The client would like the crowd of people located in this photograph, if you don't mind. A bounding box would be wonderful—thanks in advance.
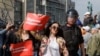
[0,9,99,56]
[76,10,100,56]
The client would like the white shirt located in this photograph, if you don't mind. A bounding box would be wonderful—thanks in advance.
[43,37,60,56]
[83,32,92,48]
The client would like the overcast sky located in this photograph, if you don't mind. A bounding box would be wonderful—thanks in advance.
[72,0,100,23]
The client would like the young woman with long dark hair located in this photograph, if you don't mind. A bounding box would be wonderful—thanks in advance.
[40,22,69,56]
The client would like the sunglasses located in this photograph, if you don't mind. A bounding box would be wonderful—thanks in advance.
[51,26,59,30]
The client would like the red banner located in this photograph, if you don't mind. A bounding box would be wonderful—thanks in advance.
[10,40,33,56]
[23,13,50,31]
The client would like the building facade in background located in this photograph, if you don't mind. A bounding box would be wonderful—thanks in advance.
[27,0,75,25]
[66,0,75,12]
[14,0,23,25]
[0,0,14,24]
[0,0,75,26]
[0,0,22,26]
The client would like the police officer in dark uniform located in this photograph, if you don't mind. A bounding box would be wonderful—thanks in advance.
[61,9,85,56]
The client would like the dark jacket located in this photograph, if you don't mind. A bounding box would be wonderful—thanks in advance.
[61,25,84,56]
[0,29,7,56]
[0,29,7,48]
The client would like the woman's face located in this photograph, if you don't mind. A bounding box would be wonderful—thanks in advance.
[50,23,59,35]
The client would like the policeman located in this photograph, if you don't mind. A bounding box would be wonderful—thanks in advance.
[61,9,85,56]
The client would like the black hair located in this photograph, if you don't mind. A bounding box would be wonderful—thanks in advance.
[44,22,63,38]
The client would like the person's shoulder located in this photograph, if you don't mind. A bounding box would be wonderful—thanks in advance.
[41,35,48,44]
[41,35,48,40]
[87,32,92,36]
[60,25,67,30]
[93,33,100,38]
[9,31,16,36]
[74,25,80,28]
[74,25,81,30]
[90,33,100,43]
[90,33,99,41]
[57,37,64,41]
[61,25,65,28]
[57,37,66,44]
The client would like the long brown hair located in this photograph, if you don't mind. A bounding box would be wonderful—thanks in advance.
[15,23,29,40]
